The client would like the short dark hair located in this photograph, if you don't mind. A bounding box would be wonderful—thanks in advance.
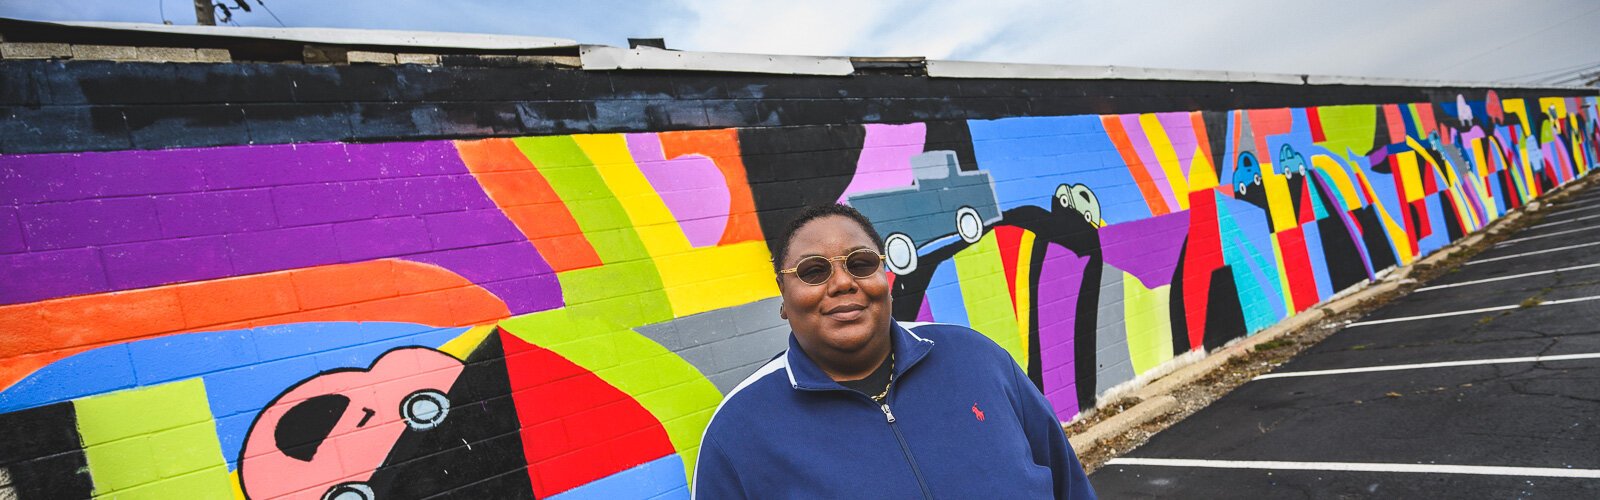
[772,203,885,273]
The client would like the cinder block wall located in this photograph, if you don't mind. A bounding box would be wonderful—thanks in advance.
[1,57,1596,499]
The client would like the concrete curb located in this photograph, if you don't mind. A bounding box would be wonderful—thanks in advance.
[1068,395,1177,451]
[1064,171,1600,453]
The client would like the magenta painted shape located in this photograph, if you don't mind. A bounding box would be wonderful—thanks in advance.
[1099,210,1190,289]
[1035,243,1089,420]
[625,133,730,248]
[1155,112,1199,177]
[915,296,934,323]
[837,123,926,203]
[1118,114,1177,209]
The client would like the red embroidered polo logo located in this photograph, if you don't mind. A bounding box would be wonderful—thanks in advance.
[971,402,985,421]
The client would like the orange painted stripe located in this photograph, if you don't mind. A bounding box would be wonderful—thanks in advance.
[0,259,508,391]
[1103,115,1171,215]
[455,138,602,272]
[657,129,767,245]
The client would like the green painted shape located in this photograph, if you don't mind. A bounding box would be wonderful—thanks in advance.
[512,136,651,264]
[1315,105,1378,158]
[75,379,232,498]
[498,308,722,485]
[1123,274,1174,374]
[951,233,1027,368]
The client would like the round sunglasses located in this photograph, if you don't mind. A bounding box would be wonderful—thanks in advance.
[778,249,887,286]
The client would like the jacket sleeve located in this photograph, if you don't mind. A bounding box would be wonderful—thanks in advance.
[1008,361,1098,500]
[692,433,748,500]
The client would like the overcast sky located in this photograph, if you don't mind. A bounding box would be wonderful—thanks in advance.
[3,0,1598,85]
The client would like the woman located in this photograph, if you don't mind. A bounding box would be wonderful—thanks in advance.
[693,204,1097,499]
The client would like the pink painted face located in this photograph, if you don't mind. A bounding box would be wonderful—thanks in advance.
[240,348,464,500]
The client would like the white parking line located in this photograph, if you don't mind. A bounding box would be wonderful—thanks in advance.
[1467,241,1600,265]
[1104,458,1600,479]
[1346,294,1600,327]
[1493,225,1600,247]
[1415,263,1600,292]
[1253,352,1600,380]
[1530,212,1600,229]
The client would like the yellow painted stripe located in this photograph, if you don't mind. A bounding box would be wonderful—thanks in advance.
[1188,146,1219,192]
[1139,114,1191,209]
[1270,236,1296,313]
[1263,170,1298,231]
[1395,151,1424,203]
[1311,155,1361,210]
[572,134,778,317]
[438,324,498,360]
[1013,229,1037,357]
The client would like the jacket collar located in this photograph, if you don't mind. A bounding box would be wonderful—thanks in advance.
[785,321,936,391]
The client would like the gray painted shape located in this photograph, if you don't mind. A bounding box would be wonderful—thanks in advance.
[848,151,1002,247]
[1093,265,1136,394]
[635,297,791,394]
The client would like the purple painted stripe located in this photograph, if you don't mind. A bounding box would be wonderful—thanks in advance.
[1036,243,1088,420]
[1099,211,1189,289]
[0,207,23,254]
[103,236,235,290]
[19,197,163,251]
[0,248,108,304]
[0,141,558,312]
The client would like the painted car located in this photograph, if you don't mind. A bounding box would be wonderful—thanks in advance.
[848,150,1001,274]
[239,347,464,500]
[1053,183,1102,226]
[1232,151,1263,195]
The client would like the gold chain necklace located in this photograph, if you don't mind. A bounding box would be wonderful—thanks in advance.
[870,351,895,403]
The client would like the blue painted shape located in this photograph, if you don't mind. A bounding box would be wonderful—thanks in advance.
[0,344,136,413]
[922,258,970,327]
[547,454,688,500]
[1417,193,1449,255]
[129,329,258,385]
[1299,217,1335,301]
[1216,193,1285,331]
[967,116,1153,224]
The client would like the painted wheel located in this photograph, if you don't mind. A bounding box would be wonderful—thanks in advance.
[324,483,374,500]
[883,233,917,275]
[955,207,984,243]
[1055,184,1074,210]
[400,390,450,431]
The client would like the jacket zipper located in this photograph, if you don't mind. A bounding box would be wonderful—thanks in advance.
[879,400,934,500]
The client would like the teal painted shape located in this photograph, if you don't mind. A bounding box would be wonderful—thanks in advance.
[1216,192,1285,332]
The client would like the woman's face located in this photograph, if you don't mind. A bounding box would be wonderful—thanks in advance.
[778,215,892,372]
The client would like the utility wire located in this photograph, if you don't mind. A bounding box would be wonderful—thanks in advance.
[1505,58,1600,82]
[1434,4,1600,74]
[256,0,287,27]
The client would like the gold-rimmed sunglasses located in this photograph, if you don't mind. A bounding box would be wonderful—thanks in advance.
[778,249,887,286]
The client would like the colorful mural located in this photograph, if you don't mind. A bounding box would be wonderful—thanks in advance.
[2,92,1597,498]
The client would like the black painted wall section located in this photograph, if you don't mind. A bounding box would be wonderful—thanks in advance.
[1,59,1593,154]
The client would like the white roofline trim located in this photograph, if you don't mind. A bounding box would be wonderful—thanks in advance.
[39,20,577,50]
[925,59,1596,91]
[579,45,855,75]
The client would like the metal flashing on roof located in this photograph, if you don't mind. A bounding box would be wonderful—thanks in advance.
[38,20,578,50]
[579,45,855,75]
[926,59,1594,91]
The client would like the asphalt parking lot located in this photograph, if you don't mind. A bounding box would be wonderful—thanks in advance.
[1090,184,1600,498]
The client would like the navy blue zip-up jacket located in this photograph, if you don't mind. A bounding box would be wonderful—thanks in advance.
[693,321,1097,499]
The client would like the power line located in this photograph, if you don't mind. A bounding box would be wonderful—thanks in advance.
[1434,4,1600,74]
[256,0,287,27]
[1505,58,1600,82]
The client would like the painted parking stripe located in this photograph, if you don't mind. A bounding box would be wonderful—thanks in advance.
[1345,294,1600,327]
[1415,263,1600,292]
[1253,352,1600,380]
[1467,241,1600,266]
[1104,458,1600,479]
[1530,212,1600,229]
[1492,225,1600,247]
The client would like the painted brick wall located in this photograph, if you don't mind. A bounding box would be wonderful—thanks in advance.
[1,58,1596,499]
